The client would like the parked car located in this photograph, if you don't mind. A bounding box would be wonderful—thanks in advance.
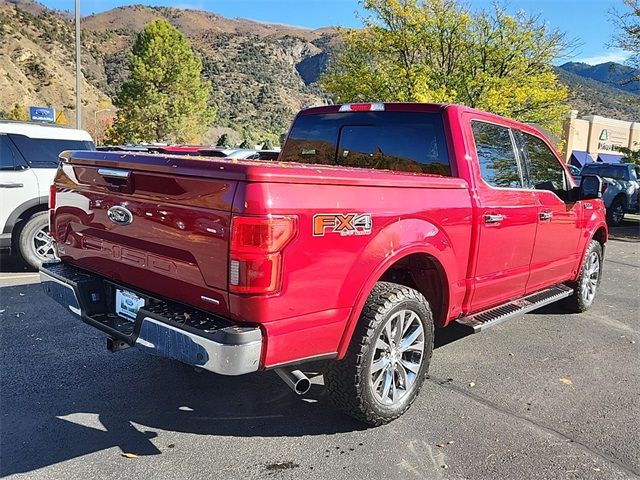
[579,163,640,226]
[41,103,606,425]
[0,121,94,268]
[199,148,280,160]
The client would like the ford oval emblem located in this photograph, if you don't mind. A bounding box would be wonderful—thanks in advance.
[107,206,133,226]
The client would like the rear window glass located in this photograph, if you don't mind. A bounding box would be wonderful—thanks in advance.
[8,134,94,168]
[280,112,451,175]
[581,164,629,180]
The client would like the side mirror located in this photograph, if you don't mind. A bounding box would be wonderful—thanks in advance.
[579,174,602,200]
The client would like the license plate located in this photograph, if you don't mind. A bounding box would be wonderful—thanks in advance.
[115,289,145,321]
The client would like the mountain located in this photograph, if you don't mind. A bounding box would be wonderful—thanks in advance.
[0,0,335,143]
[0,0,638,145]
[559,61,639,96]
[555,68,640,121]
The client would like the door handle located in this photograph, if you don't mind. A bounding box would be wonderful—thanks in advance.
[539,210,553,221]
[484,213,505,224]
[0,183,23,188]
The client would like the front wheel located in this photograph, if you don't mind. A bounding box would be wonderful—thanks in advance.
[324,282,434,426]
[563,240,603,313]
[606,197,625,226]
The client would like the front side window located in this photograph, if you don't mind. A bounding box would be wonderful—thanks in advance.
[519,132,566,191]
[471,121,522,188]
[280,112,451,175]
[8,134,94,168]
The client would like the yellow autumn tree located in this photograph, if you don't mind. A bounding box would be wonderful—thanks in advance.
[323,0,572,135]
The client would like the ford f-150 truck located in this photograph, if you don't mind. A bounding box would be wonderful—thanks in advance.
[41,103,607,425]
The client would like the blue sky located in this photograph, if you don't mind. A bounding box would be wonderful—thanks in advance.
[40,0,628,66]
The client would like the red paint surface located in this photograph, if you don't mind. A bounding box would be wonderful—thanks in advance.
[52,104,607,368]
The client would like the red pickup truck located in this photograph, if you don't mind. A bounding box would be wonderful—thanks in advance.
[41,103,607,425]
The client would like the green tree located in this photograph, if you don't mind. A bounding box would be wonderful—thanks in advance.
[7,104,29,121]
[216,133,230,147]
[107,19,215,144]
[619,147,640,165]
[323,0,571,134]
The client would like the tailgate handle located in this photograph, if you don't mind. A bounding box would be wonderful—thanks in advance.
[98,168,134,193]
[98,168,131,179]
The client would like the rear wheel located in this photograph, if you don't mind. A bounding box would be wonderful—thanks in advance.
[16,211,55,270]
[563,240,603,313]
[606,197,625,226]
[324,282,434,426]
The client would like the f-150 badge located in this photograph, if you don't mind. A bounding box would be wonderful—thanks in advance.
[313,213,373,237]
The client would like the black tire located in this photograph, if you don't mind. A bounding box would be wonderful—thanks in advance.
[606,196,625,226]
[324,282,434,426]
[15,211,55,270]
[563,240,603,313]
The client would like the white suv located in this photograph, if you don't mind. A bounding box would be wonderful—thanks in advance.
[0,121,94,269]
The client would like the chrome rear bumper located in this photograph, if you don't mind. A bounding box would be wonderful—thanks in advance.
[40,262,262,376]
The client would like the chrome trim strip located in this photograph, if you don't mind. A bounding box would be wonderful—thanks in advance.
[97,168,131,178]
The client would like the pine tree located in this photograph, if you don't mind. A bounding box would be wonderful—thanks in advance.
[107,19,215,144]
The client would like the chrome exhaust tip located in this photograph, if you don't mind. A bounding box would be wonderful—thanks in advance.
[275,368,311,395]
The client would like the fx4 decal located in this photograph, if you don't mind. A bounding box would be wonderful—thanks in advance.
[313,213,373,237]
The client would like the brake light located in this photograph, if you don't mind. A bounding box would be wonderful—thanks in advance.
[339,103,385,112]
[601,183,608,194]
[229,216,296,294]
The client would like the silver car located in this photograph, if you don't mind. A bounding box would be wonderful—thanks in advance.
[580,163,640,226]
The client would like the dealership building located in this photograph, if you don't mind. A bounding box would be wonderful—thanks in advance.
[563,110,640,166]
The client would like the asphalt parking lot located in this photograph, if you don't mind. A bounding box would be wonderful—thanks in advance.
[1,220,639,480]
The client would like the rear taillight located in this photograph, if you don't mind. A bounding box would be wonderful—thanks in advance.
[601,183,608,194]
[229,215,297,294]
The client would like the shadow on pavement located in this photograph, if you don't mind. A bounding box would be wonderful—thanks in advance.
[608,217,640,242]
[0,252,35,273]
[0,279,483,476]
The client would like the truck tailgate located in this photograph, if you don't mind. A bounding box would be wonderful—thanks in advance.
[52,151,241,314]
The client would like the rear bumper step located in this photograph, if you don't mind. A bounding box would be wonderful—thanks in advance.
[40,262,262,375]
[456,284,574,332]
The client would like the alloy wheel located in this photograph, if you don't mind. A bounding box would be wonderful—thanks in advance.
[32,226,55,262]
[581,251,600,304]
[370,309,425,405]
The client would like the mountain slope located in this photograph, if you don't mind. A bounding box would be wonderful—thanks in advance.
[555,68,639,120]
[0,0,637,145]
[559,61,639,96]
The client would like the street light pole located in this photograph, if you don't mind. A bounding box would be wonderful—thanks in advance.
[75,0,81,129]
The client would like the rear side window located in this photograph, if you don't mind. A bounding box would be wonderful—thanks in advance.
[581,164,628,180]
[0,135,26,171]
[280,112,451,175]
[519,132,566,190]
[8,134,94,168]
[471,121,522,188]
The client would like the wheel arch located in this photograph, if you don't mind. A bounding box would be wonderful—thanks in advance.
[4,196,48,237]
[336,244,453,359]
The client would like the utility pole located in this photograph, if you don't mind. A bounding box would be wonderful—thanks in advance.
[75,0,81,129]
